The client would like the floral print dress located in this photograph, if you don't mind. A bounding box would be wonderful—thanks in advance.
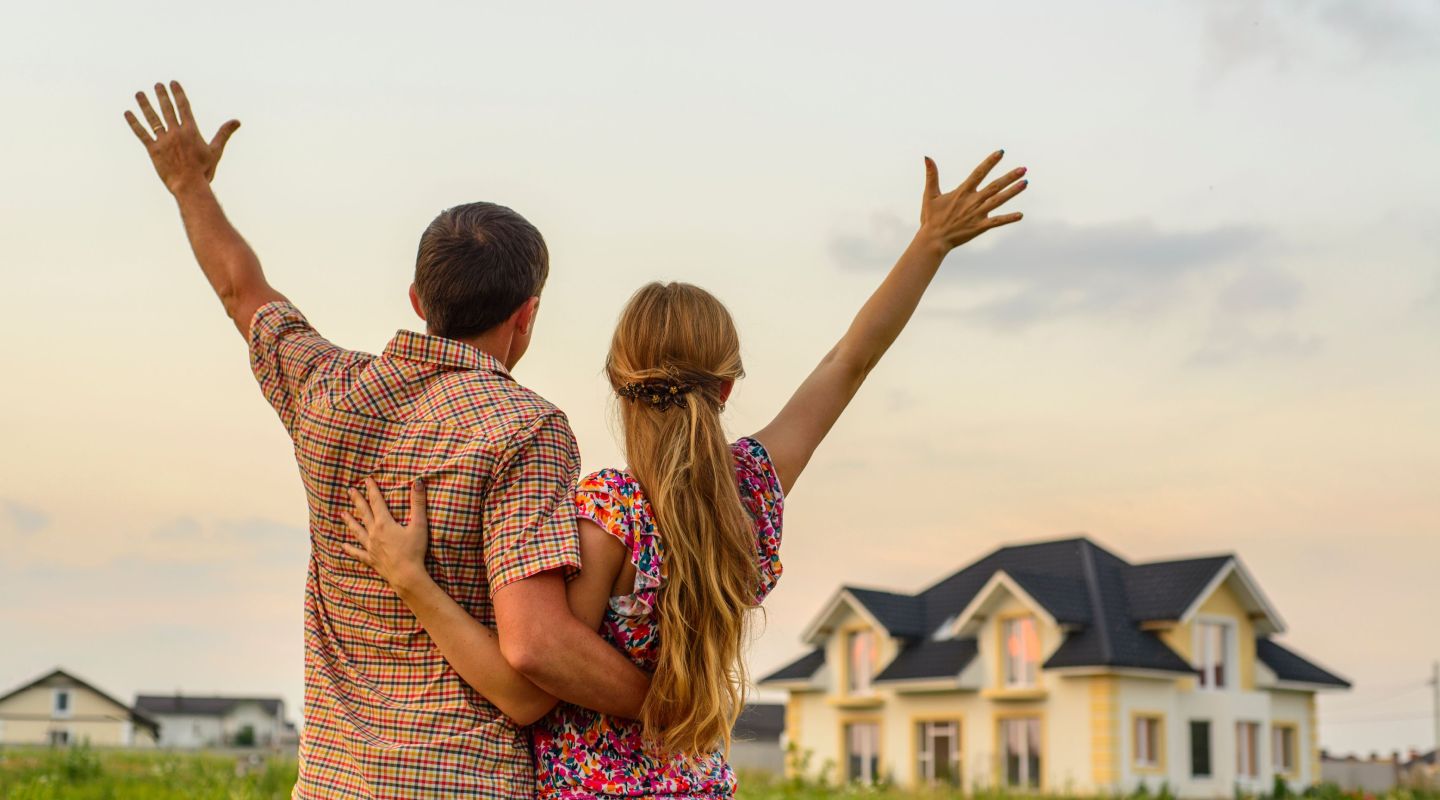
[531,437,785,799]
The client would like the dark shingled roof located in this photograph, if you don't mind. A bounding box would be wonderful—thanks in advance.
[760,648,825,683]
[875,638,979,683]
[733,703,786,740]
[1256,638,1351,688]
[844,587,928,638]
[135,695,284,717]
[772,536,1318,681]
[1123,556,1232,621]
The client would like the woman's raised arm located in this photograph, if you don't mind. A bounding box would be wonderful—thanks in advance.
[752,150,1027,493]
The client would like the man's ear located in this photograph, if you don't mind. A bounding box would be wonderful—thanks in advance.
[408,284,426,322]
[719,380,735,404]
[513,296,541,336]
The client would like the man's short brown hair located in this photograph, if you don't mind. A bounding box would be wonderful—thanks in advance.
[414,202,549,340]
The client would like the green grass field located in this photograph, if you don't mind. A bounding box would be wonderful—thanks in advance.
[2,746,1434,800]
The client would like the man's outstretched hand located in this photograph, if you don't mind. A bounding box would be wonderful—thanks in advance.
[125,81,240,195]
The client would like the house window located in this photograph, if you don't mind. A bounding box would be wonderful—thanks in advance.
[1001,616,1040,688]
[1134,715,1163,769]
[1274,725,1298,775]
[917,720,961,786]
[48,729,70,747]
[1000,717,1042,789]
[844,721,881,784]
[52,689,71,717]
[1236,721,1261,779]
[1196,621,1231,690]
[1190,720,1212,778]
[846,630,878,696]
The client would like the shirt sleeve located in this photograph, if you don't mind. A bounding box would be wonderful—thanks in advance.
[484,411,584,593]
[733,437,786,603]
[247,301,344,435]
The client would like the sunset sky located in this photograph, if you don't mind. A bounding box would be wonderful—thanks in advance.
[2,1,1437,756]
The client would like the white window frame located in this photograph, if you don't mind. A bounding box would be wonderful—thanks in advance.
[917,719,962,785]
[1134,716,1162,768]
[1000,717,1043,789]
[1001,616,1040,689]
[1194,618,1234,691]
[52,688,72,718]
[49,728,71,747]
[845,721,881,784]
[1236,721,1261,779]
[846,629,878,696]
[1273,725,1297,774]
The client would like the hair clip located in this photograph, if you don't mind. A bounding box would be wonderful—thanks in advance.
[618,381,694,411]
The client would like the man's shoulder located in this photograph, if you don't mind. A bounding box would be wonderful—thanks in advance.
[426,371,570,443]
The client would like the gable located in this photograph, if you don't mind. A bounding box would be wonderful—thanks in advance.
[949,571,1059,638]
[1183,560,1284,635]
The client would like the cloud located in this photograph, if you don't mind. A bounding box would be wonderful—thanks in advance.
[2,500,49,536]
[1199,1,1440,72]
[831,215,1321,364]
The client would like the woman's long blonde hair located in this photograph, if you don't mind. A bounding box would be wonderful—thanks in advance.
[607,282,758,756]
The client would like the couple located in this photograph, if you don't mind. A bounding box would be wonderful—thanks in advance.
[124,81,1027,799]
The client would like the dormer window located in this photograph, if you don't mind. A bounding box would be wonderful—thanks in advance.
[846,629,878,695]
[1001,616,1040,688]
[1196,621,1231,690]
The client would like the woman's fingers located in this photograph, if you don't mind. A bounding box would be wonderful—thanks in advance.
[408,479,429,532]
[958,149,1004,193]
[978,178,1029,216]
[340,510,370,547]
[340,543,374,567]
[977,167,1027,203]
[348,488,374,527]
[981,212,1025,230]
[365,478,396,525]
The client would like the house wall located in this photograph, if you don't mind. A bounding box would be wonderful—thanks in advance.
[223,701,284,745]
[153,712,226,748]
[0,681,155,747]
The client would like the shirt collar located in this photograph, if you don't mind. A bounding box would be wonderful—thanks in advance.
[382,330,512,377]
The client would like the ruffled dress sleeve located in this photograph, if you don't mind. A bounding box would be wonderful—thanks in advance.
[573,469,660,618]
[731,437,786,603]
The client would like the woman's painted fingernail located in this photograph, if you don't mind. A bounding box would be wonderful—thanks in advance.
[1018,167,1028,176]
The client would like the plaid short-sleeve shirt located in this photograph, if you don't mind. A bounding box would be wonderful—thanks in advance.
[248,301,581,800]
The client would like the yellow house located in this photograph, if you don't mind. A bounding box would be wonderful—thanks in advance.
[760,536,1349,797]
[0,668,159,748]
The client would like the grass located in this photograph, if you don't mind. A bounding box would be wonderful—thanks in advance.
[1,746,1436,799]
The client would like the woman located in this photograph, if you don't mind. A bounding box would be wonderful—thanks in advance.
[341,150,1027,797]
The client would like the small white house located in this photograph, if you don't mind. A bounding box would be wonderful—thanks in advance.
[0,668,159,747]
[134,693,294,749]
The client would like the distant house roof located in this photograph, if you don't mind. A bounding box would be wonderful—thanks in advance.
[733,703,785,741]
[0,668,160,737]
[1256,638,1351,688]
[875,638,979,683]
[765,536,1340,684]
[135,694,285,717]
[759,648,825,684]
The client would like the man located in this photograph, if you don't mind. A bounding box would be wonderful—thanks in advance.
[124,81,648,798]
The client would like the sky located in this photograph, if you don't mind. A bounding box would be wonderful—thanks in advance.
[1,0,1437,758]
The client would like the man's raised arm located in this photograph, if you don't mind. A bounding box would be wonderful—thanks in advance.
[125,81,284,338]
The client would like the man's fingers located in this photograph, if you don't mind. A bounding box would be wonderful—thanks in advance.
[348,488,374,527]
[981,211,1024,230]
[978,178,1029,216]
[210,120,241,154]
[959,149,1005,193]
[136,92,164,134]
[923,156,940,200]
[155,83,180,129]
[977,166,1027,203]
[408,479,429,531]
[124,111,154,145]
[171,81,195,126]
[340,543,374,567]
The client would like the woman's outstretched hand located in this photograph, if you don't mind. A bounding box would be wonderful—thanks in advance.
[341,478,432,592]
[919,150,1027,253]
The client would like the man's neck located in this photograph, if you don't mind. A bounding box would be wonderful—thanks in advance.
[445,328,514,370]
